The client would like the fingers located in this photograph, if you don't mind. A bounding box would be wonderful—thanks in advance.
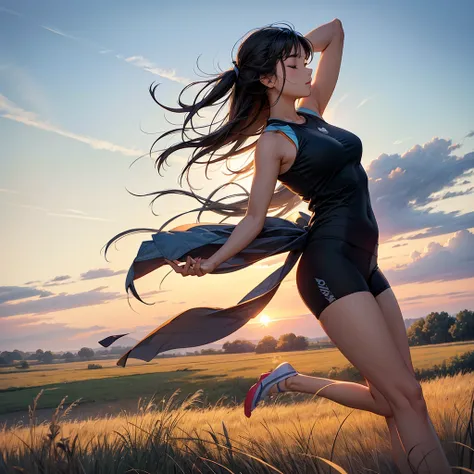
[193,257,204,277]
[184,255,193,274]
[164,256,202,277]
[185,256,204,277]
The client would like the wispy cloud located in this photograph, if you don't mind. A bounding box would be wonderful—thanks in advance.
[0,283,172,317]
[0,63,54,120]
[39,21,191,84]
[0,6,21,17]
[41,26,79,40]
[0,315,109,350]
[393,137,413,145]
[44,211,115,221]
[40,25,107,51]
[0,285,121,317]
[356,94,377,109]
[7,202,115,223]
[398,290,474,303]
[123,55,190,84]
[80,268,127,280]
[0,315,159,351]
[0,188,19,194]
[0,93,146,157]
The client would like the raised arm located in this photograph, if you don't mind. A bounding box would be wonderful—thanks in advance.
[298,18,344,117]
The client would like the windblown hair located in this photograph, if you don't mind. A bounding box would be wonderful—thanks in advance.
[103,22,313,260]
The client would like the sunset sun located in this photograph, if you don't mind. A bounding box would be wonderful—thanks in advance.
[259,314,271,326]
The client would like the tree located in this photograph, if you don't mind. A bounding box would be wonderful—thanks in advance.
[40,351,54,364]
[423,311,455,344]
[293,335,309,351]
[78,347,95,360]
[276,333,297,352]
[274,333,309,352]
[222,339,255,353]
[12,349,26,359]
[18,360,29,369]
[34,349,44,360]
[63,352,75,362]
[449,310,474,341]
[200,348,221,355]
[407,319,430,346]
[255,336,277,353]
[0,351,23,364]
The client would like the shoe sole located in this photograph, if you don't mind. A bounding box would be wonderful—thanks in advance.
[244,362,297,418]
[244,371,270,418]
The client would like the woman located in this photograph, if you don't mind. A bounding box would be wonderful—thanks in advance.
[102,21,452,473]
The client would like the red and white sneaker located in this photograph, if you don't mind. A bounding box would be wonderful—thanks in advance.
[244,362,298,418]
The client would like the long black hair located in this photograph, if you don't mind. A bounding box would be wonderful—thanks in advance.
[103,21,314,261]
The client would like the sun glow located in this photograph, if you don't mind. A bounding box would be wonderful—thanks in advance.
[259,314,271,326]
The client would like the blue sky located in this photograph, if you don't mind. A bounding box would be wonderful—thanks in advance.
[1,0,473,352]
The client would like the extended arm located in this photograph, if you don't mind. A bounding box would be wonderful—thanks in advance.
[206,133,283,269]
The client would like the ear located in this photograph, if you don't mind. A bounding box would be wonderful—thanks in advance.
[260,60,281,88]
[259,73,275,88]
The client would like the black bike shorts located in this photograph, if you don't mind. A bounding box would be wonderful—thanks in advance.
[295,237,391,320]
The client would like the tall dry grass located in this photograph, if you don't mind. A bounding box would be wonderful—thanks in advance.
[1,372,473,473]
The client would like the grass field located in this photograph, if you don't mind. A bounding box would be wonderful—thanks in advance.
[1,371,473,473]
[1,340,473,418]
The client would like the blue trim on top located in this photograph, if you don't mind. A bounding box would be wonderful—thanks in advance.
[262,107,321,152]
[296,106,321,118]
[262,123,299,152]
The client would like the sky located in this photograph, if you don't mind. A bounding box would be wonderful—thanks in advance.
[1,0,474,353]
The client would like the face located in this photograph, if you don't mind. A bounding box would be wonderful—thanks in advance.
[272,47,313,97]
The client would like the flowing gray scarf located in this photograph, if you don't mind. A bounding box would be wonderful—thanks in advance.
[99,210,312,367]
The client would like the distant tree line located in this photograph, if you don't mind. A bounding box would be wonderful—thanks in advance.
[407,310,474,345]
[211,309,474,355]
[205,309,474,355]
[222,333,311,354]
[1,309,472,364]
[0,346,97,366]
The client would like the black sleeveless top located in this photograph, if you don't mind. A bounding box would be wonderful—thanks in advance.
[264,107,379,253]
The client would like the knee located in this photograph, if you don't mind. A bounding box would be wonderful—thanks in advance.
[388,378,427,414]
[368,389,393,417]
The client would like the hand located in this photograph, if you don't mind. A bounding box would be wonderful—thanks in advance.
[164,255,216,277]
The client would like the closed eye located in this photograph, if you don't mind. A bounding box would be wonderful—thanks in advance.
[288,64,309,69]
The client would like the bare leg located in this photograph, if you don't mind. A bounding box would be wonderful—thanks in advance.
[319,292,451,474]
[268,373,392,416]
[268,375,416,473]
[374,288,449,474]
[288,290,452,473]
[368,379,415,474]
[385,415,412,474]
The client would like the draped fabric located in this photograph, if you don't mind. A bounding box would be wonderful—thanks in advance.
[99,210,313,367]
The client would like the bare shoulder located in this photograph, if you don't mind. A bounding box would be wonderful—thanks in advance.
[259,127,296,162]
